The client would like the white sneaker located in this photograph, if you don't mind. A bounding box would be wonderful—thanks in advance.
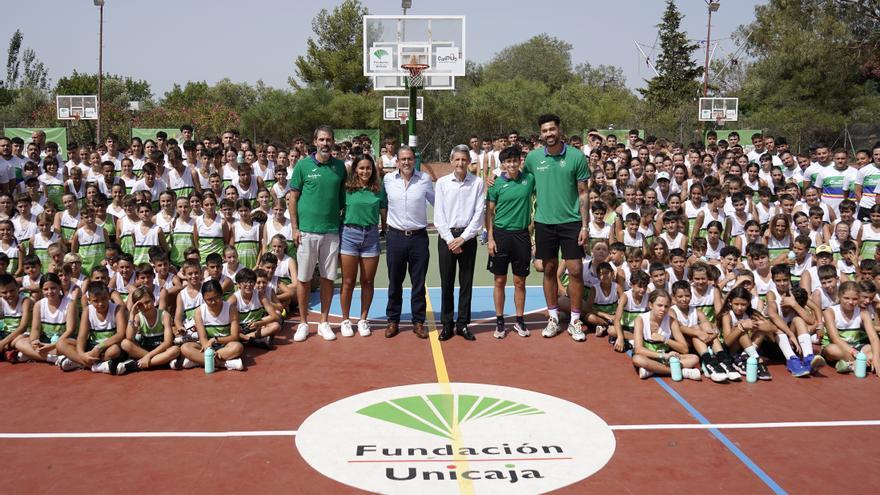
[15,352,31,363]
[224,358,244,371]
[567,320,586,342]
[542,317,559,338]
[340,320,355,338]
[513,322,530,337]
[60,357,81,371]
[90,361,111,374]
[181,357,198,369]
[682,368,703,381]
[116,360,138,375]
[638,367,654,379]
[357,320,371,337]
[317,322,336,341]
[493,326,506,339]
[46,353,59,364]
[294,323,310,342]
[169,357,183,370]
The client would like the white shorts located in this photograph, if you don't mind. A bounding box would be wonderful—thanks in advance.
[296,232,340,282]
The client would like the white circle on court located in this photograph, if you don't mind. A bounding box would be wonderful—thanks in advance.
[296,382,616,494]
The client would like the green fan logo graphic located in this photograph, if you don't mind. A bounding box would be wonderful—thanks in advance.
[372,48,389,59]
[357,394,544,439]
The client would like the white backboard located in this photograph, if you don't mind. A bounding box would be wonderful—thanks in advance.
[56,95,98,120]
[383,96,423,120]
[363,15,466,80]
[699,97,738,122]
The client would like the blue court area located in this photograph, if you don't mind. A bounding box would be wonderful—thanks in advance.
[309,286,547,322]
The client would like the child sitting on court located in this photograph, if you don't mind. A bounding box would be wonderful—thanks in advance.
[584,262,620,338]
[766,265,825,377]
[632,289,702,380]
[174,260,204,344]
[118,285,180,373]
[821,281,880,375]
[19,254,41,300]
[616,246,646,291]
[56,282,127,374]
[229,268,280,348]
[719,286,779,380]
[611,270,650,353]
[179,280,244,371]
[0,274,33,362]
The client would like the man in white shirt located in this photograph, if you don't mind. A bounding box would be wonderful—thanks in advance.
[100,133,126,171]
[434,144,485,341]
[746,133,765,163]
[779,151,803,184]
[0,137,21,191]
[802,144,832,189]
[383,146,434,339]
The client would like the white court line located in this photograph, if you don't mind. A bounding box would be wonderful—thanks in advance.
[609,419,880,431]
[0,430,298,439]
[4,420,880,439]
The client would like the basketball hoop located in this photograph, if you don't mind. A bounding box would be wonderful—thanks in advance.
[713,110,726,127]
[401,56,429,89]
[398,112,409,126]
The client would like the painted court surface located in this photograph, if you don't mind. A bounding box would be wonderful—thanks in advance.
[3,238,880,494]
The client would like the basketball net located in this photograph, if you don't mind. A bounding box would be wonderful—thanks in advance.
[713,110,726,127]
[401,56,429,89]
[398,112,409,126]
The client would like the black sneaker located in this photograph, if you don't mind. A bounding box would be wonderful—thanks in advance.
[704,357,728,383]
[757,360,773,381]
[116,359,139,375]
[732,353,749,375]
[716,353,742,381]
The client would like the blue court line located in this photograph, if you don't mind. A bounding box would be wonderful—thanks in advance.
[652,377,787,494]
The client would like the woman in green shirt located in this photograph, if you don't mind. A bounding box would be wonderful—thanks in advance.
[338,154,387,338]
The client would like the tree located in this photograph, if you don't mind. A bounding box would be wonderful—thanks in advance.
[4,30,49,92]
[482,34,576,91]
[292,0,370,93]
[574,62,627,90]
[55,71,152,108]
[639,0,703,108]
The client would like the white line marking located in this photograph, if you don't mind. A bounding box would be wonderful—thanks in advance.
[5,419,879,440]
[0,430,298,439]
[609,420,880,431]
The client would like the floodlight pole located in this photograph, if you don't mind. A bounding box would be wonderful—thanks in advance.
[95,0,105,141]
[703,0,719,97]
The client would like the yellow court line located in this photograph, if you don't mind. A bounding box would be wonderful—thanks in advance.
[424,288,475,495]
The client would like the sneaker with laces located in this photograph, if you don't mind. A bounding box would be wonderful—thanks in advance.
[716,356,742,381]
[493,324,506,339]
[357,320,371,337]
[682,368,703,381]
[91,361,111,374]
[802,354,826,373]
[169,356,184,370]
[835,359,853,374]
[757,361,772,381]
[786,356,810,377]
[732,353,749,375]
[181,357,198,369]
[59,357,81,372]
[638,367,654,379]
[542,317,559,338]
[16,352,31,363]
[294,323,310,342]
[116,360,139,375]
[567,320,586,342]
[513,322,530,337]
[340,320,355,338]
[317,322,336,341]
[224,358,244,371]
[595,325,607,337]
[703,358,728,383]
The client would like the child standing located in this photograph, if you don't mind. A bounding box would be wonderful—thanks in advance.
[70,207,107,275]
[232,199,261,269]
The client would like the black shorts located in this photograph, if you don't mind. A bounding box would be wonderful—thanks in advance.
[534,221,583,260]
[487,227,531,277]
[857,207,872,222]
[140,335,164,351]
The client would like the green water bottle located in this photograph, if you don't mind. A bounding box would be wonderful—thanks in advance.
[204,346,215,374]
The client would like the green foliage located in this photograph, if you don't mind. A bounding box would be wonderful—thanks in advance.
[574,62,627,90]
[55,71,152,108]
[640,0,702,108]
[5,30,49,92]
[737,0,880,148]
[162,79,259,112]
[481,34,575,91]
[293,0,371,93]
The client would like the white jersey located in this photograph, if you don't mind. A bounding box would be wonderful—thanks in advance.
[671,305,699,327]
[622,229,644,249]
[638,311,672,343]
[179,287,204,330]
[705,238,723,261]
[12,213,38,244]
[659,231,685,250]
[200,301,232,338]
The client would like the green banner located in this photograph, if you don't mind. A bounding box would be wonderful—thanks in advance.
[3,127,68,157]
[704,129,762,146]
[334,129,380,155]
[131,128,183,144]
[584,129,644,143]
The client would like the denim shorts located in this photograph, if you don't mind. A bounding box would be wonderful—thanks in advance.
[340,224,380,258]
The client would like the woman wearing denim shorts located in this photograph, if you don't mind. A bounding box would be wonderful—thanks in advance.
[339,154,387,337]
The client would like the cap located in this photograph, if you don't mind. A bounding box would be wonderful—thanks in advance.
[656,171,671,181]
[815,244,833,255]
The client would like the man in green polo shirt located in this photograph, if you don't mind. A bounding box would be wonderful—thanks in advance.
[523,114,590,342]
[487,146,535,339]
[288,125,347,343]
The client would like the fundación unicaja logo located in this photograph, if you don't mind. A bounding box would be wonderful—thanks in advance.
[295,383,616,494]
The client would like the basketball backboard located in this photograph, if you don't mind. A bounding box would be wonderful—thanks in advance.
[363,15,465,90]
[384,96,423,121]
[698,97,738,122]
[56,95,98,120]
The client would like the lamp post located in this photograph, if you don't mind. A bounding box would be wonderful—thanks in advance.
[703,0,719,97]
[94,0,104,141]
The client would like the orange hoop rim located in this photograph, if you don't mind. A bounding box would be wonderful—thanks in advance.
[401,63,430,76]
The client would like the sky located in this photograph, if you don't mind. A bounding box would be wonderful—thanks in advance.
[2,0,764,99]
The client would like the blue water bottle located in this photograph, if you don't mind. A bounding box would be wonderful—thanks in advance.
[50,333,59,344]
[204,347,215,374]
[746,356,758,383]
[855,352,867,378]
[669,355,682,381]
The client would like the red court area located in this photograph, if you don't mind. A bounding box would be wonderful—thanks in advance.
[2,311,880,494]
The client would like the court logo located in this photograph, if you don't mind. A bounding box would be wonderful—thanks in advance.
[296,383,616,494]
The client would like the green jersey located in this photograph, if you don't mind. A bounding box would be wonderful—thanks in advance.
[487,172,535,231]
[343,186,387,227]
[288,155,346,234]
[523,144,589,225]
